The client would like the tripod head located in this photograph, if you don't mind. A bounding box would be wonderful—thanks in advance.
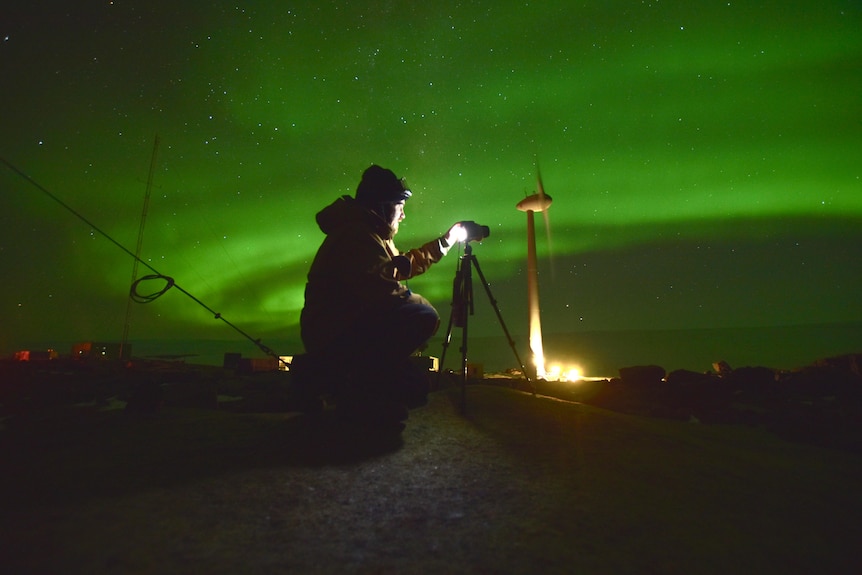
[457,221,490,243]
[449,221,490,245]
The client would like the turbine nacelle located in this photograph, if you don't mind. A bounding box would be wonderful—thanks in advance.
[516,193,553,213]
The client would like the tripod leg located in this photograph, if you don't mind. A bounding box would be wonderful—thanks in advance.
[459,301,468,412]
[471,254,535,395]
[438,257,466,390]
[436,304,456,389]
[458,255,473,412]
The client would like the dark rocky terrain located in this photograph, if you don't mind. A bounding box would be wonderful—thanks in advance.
[1,354,861,573]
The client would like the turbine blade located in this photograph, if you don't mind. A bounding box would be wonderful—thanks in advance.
[535,162,555,278]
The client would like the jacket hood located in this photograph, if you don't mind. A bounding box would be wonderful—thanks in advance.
[316,195,394,239]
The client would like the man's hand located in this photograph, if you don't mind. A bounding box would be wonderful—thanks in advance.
[444,222,467,246]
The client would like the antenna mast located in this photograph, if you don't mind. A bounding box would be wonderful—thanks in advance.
[120,134,160,360]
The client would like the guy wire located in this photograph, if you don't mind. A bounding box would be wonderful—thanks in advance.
[0,156,285,364]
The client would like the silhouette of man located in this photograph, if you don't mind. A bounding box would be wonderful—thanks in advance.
[297,164,462,428]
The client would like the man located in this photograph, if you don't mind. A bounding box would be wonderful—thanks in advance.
[296,164,462,428]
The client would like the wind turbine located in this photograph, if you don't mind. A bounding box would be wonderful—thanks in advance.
[516,166,552,379]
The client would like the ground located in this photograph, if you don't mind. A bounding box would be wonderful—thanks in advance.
[1,367,861,574]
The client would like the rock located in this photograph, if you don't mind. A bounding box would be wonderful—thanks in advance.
[782,364,862,402]
[723,366,779,404]
[664,369,733,423]
[712,360,733,376]
[814,353,862,378]
[618,365,666,387]
[724,366,775,388]
[666,369,717,388]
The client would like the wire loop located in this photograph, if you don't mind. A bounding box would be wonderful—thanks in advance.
[130,274,175,303]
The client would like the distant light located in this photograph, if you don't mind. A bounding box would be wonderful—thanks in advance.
[563,367,583,382]
[279,355,293,371]
[539,360,583,383]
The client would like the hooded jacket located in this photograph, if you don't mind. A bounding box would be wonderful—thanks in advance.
[300,195,447,353]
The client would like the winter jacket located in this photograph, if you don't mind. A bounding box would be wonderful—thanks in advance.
[300,195,447,353]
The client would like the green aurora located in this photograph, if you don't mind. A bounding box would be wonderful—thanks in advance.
[1,1,860,370]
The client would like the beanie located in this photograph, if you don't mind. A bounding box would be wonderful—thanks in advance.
[355,164,412,206]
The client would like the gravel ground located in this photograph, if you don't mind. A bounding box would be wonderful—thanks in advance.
[2,384,862,574]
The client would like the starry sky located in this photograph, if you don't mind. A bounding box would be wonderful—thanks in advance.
[2,1,861,368]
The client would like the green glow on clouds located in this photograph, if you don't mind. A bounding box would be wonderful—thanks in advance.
[1,0,860,360]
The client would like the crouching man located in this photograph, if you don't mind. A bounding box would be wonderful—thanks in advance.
[295,164,462,430]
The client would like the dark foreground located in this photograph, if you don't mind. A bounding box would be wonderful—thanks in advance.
[1,359,862,574]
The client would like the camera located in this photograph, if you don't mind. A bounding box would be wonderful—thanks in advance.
[458,220,490,243]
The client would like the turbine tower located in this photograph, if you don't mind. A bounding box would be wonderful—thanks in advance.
[516,185,552,380]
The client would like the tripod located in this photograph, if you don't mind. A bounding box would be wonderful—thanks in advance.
[438,242,534,410]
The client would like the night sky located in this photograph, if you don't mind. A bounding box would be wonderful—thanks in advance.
[2,1,860,370]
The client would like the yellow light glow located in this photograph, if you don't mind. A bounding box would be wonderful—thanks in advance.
[536,359,583,383]
[529,310,545,377]
[533,350,546,380]
[563,366,583,382]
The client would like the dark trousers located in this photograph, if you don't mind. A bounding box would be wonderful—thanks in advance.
[296,302,439,405]
[351,302,440,367]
